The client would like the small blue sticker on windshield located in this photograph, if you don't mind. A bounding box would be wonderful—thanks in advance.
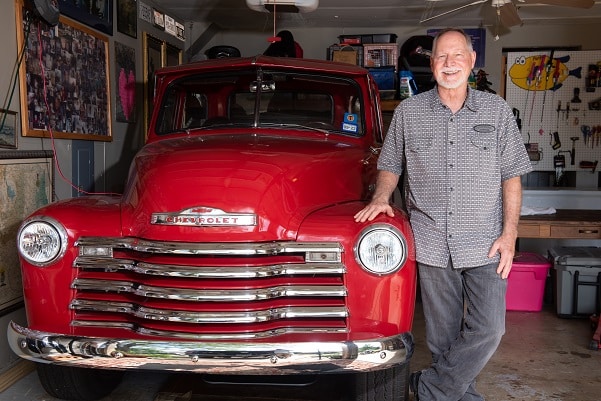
[343,113,358,133]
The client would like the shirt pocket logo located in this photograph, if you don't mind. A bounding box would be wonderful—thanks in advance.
[473,124,495,133]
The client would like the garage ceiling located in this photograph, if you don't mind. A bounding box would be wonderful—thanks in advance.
[149,0,601,30]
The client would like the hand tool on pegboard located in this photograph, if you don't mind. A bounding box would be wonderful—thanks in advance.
[569,136,579,165]
[550,101,561,150]
[579,160,598,173]
[554,152,566,186]
[581,125,591,146]
[538,51,554,136]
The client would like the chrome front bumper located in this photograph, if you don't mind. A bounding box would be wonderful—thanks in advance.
[8,321,414,374]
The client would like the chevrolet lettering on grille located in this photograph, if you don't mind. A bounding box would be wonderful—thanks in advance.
[151,207,257,226]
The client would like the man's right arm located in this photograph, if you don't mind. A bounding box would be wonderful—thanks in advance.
[353,170,400,222]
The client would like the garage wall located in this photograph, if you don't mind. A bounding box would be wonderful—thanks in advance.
[198,23,601,95]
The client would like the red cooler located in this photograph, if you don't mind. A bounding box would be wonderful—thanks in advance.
[506,252,552,312]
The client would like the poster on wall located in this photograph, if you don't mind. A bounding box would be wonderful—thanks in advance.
[117,0,137,38]
[58,0,113,35]
[505,50,601,178]
[114,42,136,123]
[0,151,53,316]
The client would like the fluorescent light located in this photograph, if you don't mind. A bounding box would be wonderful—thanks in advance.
[245,0,319,13]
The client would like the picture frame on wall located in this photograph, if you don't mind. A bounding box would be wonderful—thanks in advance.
[153,8,165,30]
[58,0,113,36]
[165,43,183,67]
[142,33,184,135]
[117,0,137,38]
[16,3,112,141]
[115,42,137,123]
[0,150,54,317]
[0,109,18,149]
[143,32,164,135]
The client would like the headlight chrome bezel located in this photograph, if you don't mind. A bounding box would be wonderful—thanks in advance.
[17,216,68,267]
[354,224,408,275]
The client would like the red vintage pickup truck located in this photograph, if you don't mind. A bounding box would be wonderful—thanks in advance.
[9,56,416,401]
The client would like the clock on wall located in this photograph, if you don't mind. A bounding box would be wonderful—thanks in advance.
[26,0,60,26]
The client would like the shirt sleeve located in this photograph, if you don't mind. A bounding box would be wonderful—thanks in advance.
[499,101,533,181]
[377,106,406,176]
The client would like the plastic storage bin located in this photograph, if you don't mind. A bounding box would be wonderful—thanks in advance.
[363,44,399,68]
[368,66,396,90]
[506,252,552,312]
[549,247,601,318]
[338,33,398,45]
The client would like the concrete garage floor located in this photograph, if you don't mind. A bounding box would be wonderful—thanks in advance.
[1,302,599,401]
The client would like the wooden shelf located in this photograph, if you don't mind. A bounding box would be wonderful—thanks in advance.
[381,99,400,112]
[518,209,601,239]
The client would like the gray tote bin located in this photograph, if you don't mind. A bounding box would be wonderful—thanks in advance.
[548,247,601,318]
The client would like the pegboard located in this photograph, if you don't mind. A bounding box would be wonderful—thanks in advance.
[506,50,601,173]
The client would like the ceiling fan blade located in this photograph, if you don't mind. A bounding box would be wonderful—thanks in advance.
[517,0,594,9]
[499,2,522,27]
[420,0,487,23]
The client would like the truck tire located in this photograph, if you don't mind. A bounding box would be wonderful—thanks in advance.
[36,363,123,401]
[352,363,409,401]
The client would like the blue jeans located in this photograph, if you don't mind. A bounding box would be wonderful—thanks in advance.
[416,260,506,401]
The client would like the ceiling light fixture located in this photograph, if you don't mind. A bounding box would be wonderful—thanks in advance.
[245,0,319,13]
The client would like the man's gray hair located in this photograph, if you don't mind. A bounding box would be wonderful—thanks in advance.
[432,28,474,53]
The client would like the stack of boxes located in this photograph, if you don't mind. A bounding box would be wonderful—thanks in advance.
[327,34,399,99]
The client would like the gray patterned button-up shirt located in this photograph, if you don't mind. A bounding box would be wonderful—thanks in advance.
[378,87,532,269]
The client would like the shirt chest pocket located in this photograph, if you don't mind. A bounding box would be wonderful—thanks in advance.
[469,132,496,151]
[407,136,434,153]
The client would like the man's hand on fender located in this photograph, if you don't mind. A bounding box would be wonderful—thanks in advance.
[354,201,395,223]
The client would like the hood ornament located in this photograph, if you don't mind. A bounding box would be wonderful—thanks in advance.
[151,206,257,227]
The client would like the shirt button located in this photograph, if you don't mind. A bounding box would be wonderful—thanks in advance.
[449,163,453,168]
[449,211,453,215]
[449,141,454,145]
[448,234,453,238]
[450,187,454,191]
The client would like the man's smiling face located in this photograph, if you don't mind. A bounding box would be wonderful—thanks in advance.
[431,31,476,90]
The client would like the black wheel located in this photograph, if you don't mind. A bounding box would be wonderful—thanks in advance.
[36,363,124,401]
[589,340,599,350]
[352,363,409,401]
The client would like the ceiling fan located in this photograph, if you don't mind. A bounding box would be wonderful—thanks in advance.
[420,0,595,29]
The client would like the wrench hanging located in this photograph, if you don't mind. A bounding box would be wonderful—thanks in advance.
[539,50,555,135]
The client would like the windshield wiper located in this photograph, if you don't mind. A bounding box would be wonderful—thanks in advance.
[258,122,332,134]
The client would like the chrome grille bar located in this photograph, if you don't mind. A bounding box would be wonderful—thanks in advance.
[70,299,348,323]
[76,238,343,257]
[69,321,348,340]
[74,257,346,278]
[71,279,347,301]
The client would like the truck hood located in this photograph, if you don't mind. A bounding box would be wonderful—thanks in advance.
[122,133,371,241]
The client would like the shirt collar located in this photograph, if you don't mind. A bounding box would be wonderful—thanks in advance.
[427,85,479,113]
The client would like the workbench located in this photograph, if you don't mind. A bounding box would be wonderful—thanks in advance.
[518,209,601,239]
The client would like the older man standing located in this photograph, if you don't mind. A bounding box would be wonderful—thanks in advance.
[354,28,532,400]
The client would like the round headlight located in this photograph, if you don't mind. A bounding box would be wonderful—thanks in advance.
[17,217,68,266]
[355,224,407,275]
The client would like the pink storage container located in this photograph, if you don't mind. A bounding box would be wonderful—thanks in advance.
[506,252,552,312]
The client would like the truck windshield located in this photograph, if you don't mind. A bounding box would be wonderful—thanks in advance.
[155,68,365,137]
